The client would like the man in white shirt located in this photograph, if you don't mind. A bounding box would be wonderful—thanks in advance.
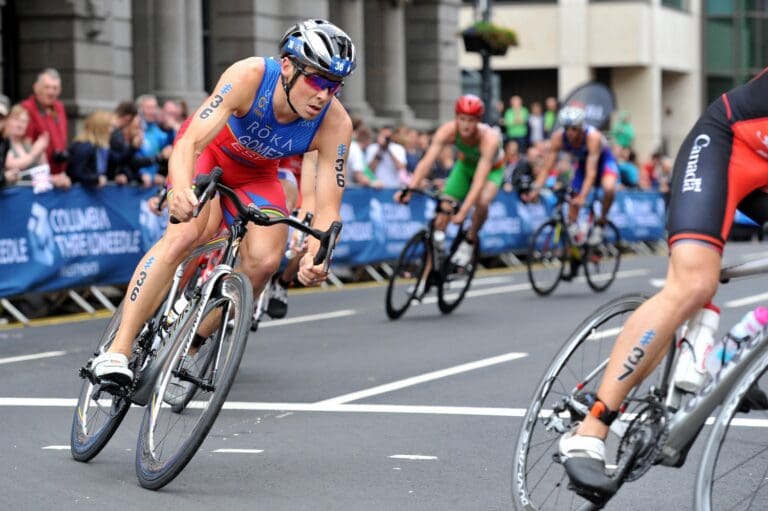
[365,126,407,188]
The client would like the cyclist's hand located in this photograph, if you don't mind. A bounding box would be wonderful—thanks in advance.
[451,209,468,225]
[522,188,539,203]
[147,196,164,216]
[394,189,410,204]
[571,194,586,209]
[298,252,327,286]
[168,186,199,223]
[288,229,308,256]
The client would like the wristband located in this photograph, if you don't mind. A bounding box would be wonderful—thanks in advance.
[166,188,174,198]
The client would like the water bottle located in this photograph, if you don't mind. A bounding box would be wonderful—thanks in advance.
[165,293,189,326]
[673,303,720,393]
[706,306,768,377]
[432,230,446,256]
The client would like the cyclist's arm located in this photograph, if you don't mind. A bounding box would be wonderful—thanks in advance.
[167,58,263,216]
[458,127,499,216]
[306,102,353,257]
[409,122,452,190]
[530,129,562,192]
[577,131,602,202]
[297,150,318,218]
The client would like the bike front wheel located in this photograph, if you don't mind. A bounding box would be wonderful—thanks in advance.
[385,230,428,320]
[513,294,666,510]
[437,233,479,314]
[527,220,567,297]
[695,349,768,511]
[583,221,621,293]
[135,272,252,490]
[70,303,132,462]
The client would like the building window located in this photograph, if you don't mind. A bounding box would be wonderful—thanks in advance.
[661,0,686,9]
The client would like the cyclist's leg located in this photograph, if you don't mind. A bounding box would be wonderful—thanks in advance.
[467,166,503,242]
[598,159,618,223]
[575,243,720,439]
[278,169,299,213]
[106,179,220,360]
[437,161,471,232]
[228,180,290,299]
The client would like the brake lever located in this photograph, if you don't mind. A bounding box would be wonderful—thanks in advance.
[312,221,342,271]
[169,167,223,224]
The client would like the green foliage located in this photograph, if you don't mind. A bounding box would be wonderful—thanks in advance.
[462,21,518,51]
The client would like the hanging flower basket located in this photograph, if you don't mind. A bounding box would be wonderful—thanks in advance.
[461,21,518,56]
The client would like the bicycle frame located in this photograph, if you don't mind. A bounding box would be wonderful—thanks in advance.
[651,256,768,466]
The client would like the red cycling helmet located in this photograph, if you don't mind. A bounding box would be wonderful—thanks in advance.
[455,94,485,118]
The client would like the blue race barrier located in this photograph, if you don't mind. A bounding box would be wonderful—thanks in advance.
[0,185,166,297]
[0,185,666,297]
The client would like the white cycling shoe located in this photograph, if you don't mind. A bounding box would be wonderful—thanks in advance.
[559,429,606,463]
[91,352,133,384]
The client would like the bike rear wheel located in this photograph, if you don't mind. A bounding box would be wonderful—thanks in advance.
[695,349,768,511]
[135,272,252,490]
[437,233,479,314]
[513,294,667,510]
[70,303,132,462]
[584,221,621,293]
[527,220,567,296]
[385,230,428,320]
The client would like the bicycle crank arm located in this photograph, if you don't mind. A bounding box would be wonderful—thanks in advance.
[173,368,215,392]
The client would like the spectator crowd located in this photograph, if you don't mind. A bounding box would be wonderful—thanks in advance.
[0,68,673,206]
[0,68,185,193]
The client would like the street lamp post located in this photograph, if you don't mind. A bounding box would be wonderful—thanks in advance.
[479,0,493,124]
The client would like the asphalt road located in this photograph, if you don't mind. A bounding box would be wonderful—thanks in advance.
[2,241,768,510]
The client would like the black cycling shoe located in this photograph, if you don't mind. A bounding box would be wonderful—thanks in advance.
[266,276,288,319]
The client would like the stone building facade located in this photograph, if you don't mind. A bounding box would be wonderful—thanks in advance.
[0,0,462,133]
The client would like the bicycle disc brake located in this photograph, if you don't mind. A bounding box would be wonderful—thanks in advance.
[616,398,668,482]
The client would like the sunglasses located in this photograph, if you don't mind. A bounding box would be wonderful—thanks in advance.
[294,61,344,95]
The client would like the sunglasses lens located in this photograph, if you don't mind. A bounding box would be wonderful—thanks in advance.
[306,74,342,95]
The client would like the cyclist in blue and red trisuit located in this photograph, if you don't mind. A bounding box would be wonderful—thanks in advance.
[525,105,619,247]
[91,19,356,382]
[558,70,768,482]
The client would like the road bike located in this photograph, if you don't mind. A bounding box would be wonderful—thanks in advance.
[513,255,768,510]
[70,168,341,490]
[526,187,621,296]
[385,188,479,320]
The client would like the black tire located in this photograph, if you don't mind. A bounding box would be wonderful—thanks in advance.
[437,233,479,314]
[584,221,621,293]
[527,220,567,297]
[70,303,132,462]
[385,230,429,320]
[512,294,668,510]
[695,349,768,511]
[135,272,252,490]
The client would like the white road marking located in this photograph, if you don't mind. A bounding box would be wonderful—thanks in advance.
[42,445,70,450]
[259,309,356,328]
[212,448,264,454]
[389,454,438,460]
[420,269,650,304]
[316,351,528,405]
[725,292,768,309]
[0,351,66,365]
[650,278,666,288]
[471,276,514,286]
[11,399,768,427]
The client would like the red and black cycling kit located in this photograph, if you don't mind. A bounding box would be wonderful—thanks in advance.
[668,67,768,252]
[175,57,329,225]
